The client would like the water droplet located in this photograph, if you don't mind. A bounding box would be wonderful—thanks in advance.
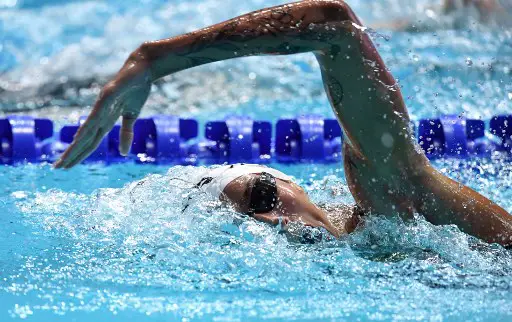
[381,133,394,148]
[465,57,473,67]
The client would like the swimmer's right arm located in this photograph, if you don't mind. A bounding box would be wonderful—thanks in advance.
[54,0,372,168]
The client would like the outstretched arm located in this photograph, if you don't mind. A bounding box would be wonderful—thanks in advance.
[139,0,363,80]
[54,0,396,168]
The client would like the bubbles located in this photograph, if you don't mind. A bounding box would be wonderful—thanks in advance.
[1,0,512,319]
[1,162,512,319]
[0,0,17,9]
[0,0,510,120]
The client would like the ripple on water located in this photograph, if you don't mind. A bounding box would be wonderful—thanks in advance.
[0,163,510,319]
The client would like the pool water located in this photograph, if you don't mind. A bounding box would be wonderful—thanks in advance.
[1,159,512,321]
[1,0,512,321]
[1,0,511,121]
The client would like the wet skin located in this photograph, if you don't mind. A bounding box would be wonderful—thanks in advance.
[54,0,512,246]
[221,173,356,238]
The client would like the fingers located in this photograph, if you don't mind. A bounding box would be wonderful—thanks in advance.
[53,129,97,169]
[53,92,111,169]
[53,158,65,169]
[119,116,137,156]
[53,75,148,169]
[55,110,123,169]
[62,129,107,169]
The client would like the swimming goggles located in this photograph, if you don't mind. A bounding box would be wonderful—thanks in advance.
[247,172,278,215]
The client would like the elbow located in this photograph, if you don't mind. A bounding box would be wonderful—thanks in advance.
[128,42,152,64]
[319,0,359,24]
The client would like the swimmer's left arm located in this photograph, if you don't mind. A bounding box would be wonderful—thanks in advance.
[138,0,364,81]
[54,0,374,168]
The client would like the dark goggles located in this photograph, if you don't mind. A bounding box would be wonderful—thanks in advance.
[247,172,278,215]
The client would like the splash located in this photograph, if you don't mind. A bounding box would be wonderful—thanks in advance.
[0,0,510,120]
[1,163,510,319]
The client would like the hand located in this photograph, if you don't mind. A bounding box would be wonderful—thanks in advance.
[54,62,152,169]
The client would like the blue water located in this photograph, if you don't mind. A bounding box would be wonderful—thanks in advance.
[1,160,512,321]
[1,0,512,321]
[1,0,511,120]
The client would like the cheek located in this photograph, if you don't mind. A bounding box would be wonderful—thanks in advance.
[276,191,299,214]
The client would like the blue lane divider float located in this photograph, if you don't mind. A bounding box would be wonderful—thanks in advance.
[59,115,198,164]
[418,115,492,158]
[276,115,342,162]
[490,115,512,153]
[1,113,511,165]
[60,116,109,162]
[196,115,272,163]
[131,115,198,164]
[0,115,54,164]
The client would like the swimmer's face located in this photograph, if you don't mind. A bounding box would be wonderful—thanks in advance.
[222,174,330,228]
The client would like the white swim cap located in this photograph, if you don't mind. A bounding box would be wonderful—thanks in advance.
[191,164,291,199]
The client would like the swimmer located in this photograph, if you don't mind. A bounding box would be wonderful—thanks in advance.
[54,0,512,247]
[186,163,361,243]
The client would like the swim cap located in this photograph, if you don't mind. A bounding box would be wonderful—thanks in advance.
[191,164,291,199]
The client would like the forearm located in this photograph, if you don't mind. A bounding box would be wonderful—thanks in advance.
[130,0,362,81]
[419,166,512,246]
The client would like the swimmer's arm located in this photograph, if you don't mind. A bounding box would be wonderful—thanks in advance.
[136,0,366,81]
[55,0,399,168]
[55,0,361,168]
